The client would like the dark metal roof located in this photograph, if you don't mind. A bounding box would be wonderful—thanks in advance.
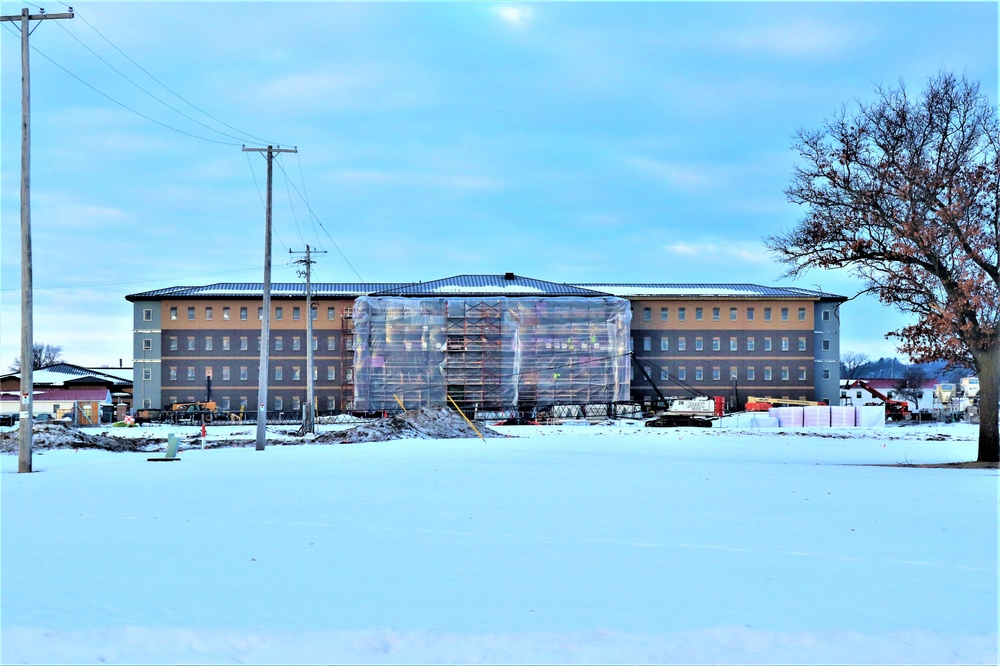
[371,275,612,297]
[572,283,848,301]
[126,283,407,300]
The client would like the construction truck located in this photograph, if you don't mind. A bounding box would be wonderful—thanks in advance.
[631,353,726,427]
[164,376,218,423]
[745,396,827,411]
[844,380,912,421]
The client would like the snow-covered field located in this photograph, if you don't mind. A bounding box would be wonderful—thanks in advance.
[2,420,997,664]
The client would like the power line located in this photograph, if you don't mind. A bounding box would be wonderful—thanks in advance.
[278,153,307,247]
[55,3,279,146]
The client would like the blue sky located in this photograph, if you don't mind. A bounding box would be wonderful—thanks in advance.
[2,1,997,369]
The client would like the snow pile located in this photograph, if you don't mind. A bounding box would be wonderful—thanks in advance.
[317,407,504,443]
[0,423,164,453]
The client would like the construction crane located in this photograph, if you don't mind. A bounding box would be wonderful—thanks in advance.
[843,379,912,421]
[630,353,725,427]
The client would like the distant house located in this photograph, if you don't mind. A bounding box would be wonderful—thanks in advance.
[0,388,112,424]
[840,377,938,412]
[0,363,133,421]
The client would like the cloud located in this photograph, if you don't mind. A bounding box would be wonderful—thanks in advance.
[494,5,533,25]
[664,242,771,265]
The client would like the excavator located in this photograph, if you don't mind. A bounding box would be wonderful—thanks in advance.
[843,379,912,421]
[631,353,725,427]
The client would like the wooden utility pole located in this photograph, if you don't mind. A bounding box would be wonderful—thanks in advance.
[1,7,74,473]
[291,245,326,434]
[242,145,296,450]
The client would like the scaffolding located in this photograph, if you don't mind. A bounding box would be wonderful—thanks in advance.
[353,296,631,413]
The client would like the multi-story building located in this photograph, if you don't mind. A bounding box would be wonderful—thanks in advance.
[126,275,846,414]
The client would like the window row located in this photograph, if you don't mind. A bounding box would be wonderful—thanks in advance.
[633,365,811,382]
[165,334,354,352]
[165,395,352,412]
[640,305,814,323]
[166,365,354,383]
[635,335,824,353]
[168,305,342,322]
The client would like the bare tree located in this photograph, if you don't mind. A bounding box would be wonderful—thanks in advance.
[8,343,64,372]
[895,366,929,411]
[767,72,999,463]
[840,351,872,380]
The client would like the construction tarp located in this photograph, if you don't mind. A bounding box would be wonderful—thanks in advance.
[352,296,632,412]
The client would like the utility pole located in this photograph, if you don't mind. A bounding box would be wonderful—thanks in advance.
[242,145,296,450]
[290,245,326,434]
[1,7,74,473]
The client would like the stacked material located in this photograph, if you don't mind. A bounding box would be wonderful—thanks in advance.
[769,407,804,427]
[803,406,832,428]
[856,405,886,427]
[830,406,856,427]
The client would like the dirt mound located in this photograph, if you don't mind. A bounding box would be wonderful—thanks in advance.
[0,423,166,453]
[313,407,505,444]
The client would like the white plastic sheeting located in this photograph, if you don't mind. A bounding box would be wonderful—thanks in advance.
[352,296,632,411]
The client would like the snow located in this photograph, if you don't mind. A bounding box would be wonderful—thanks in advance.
[2,420,996,664]
[582,286,760,297]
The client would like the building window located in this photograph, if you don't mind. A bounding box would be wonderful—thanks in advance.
[240,306,248,321]
[781,307,789,321]
[798,337,806,351]
[660,368,669,381]
[187,336,195,351]
[799,307,806,321]
[292,367,301,381]
[730,307,737,321]
[747,307,755,321]
[142,338,152,350]
[678,367,686,381]
[678,307,686,321]
[205,367,212,380]
[712,307,720,321]
[169,366,177,381]
[257,336,261,350]
[240,336,248,351]
[747,338,755,351]
[312,366,318,381]
[293,337,301,351]
[274,366,283,381]
[695,307,703,321]
[240,396,248,409]
[223,307,230,320]
[223,366,231,381]
[275,337,283,351]
[695,367,704,381]
[327,306,336,320]
[782,367,790,381]
[730,337,738,351]
[143,368,152,381]
[764,307,772,321]
[187,367,195,381]
[764,367,772,381]
[822,369,831,380]
[660,307,668,321]
[205,337,213,351]
[678,337,686,351]
[293,306,301,320]
[274,396,283,411]
[326,397,336,410]
[327,366,336,380]
[764,337,772,352]
[799,367,807,381]
[240,366,248,381]
[311,306,318,320]
[258,307,263,320]
[221,397,231,410]
[170,307,178,320]
[292,396,301,411]
[168,336,177,351]
[747,367,755,381]
[346,337,354,351]
[275,307,283,320]
[712,337,721,351]
[822,339,830,351]
[660,338,669,351]
[695,337,704,351]
[223,336,231,351]
[643,307,651,321]
[188,306,195,320]
[205,307,213,321]
[143,308,152,321]
[143,398,152,409]
[822,310,831,321]
[643,336,651,351]
[781,338,789,351]
[712,367,721,381]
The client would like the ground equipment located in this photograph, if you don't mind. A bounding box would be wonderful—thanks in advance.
[844,380,912,421]
[745,396,827,411]
[631,353,726,427]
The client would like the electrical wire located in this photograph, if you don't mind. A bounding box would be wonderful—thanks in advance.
[57,2,279,146]
[243,149,289,252]
[0,267,264,292]
[295,152,324,251]
[278,153,307,248]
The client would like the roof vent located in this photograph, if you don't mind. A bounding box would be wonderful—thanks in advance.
[504,272,516,280]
